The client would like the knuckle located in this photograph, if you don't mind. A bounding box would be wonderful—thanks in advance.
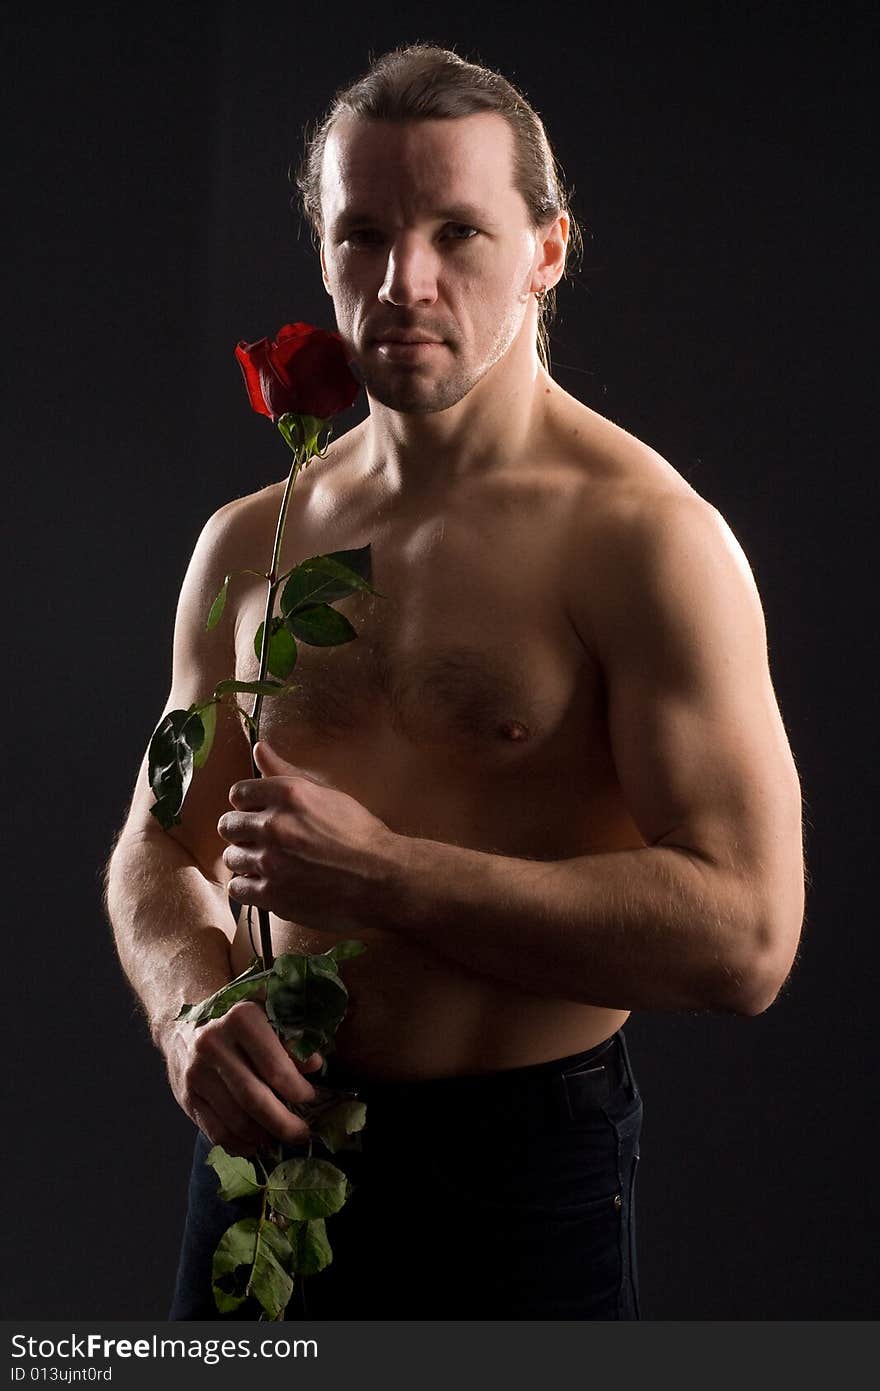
[227,1004,263,1038]
[191,1027,219,1062]
[229,999,263,1023]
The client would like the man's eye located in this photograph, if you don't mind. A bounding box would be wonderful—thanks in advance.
[443,224,479,241]
[346,229,382,246]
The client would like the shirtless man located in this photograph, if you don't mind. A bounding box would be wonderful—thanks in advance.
[105,46,805,1320]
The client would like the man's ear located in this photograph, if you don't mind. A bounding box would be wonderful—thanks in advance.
[320,240,333,296]
[532,211,569,294]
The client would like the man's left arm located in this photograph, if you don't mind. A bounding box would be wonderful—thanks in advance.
[223,493,805,1016]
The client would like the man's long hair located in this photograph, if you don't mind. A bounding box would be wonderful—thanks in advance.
[294,43,582,370]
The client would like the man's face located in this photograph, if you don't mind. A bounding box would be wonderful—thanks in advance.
[319,112,545,413]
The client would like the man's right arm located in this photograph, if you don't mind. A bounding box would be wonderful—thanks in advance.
[104,498,321,1156]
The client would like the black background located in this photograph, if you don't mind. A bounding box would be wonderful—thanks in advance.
[3,0,875,1319]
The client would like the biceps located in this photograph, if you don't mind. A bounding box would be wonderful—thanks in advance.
[599,504,800,873]
[607,652,792,870]
[123,505,254,877]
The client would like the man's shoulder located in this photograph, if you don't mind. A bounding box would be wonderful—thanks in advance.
[199,431,357,556]
[550,393,749,642]
[546,389,712,530]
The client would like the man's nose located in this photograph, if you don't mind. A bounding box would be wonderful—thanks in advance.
[378,235,439,307]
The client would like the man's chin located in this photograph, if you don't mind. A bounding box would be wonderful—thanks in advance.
[361,366,473,415]
[366,387,451,414]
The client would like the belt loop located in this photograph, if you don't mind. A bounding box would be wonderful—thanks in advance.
[552,1069,577,1123]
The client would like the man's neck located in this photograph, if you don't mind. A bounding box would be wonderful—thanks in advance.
[359,349,557,505]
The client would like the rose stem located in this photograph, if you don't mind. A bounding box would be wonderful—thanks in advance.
[248,415,307,971]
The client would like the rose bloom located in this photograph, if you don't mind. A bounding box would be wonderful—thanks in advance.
[235,322,360,421]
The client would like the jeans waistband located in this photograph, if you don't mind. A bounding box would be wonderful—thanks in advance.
[321,1029,636,1129]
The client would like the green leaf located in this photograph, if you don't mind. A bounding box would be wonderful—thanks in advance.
[206,574,230,630]
[149,793,182,831]
[177,959,272,1026]
[192,700,217,769]
[248,1218,294,1320]
[254,617,298,679]
[211,1216,293,1320]
[287,1028,333,1063]
[280,547,377,615]
[310,1098,368,1156]
[211,1218,259,1313]
[324,545,374,585]
[183,711,205,753]
[265,953,306,1036]
[322,939,367,964]
[205,1146,263,1201]
[289,1218,333,1276]
[213,678,285,698]
[284,603,357,647]
[307,952,351,983]
[266,954,349,1047]
[147,707,205,829]
[265,1157,349,1221]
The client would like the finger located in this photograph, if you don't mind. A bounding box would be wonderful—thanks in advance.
[228,778,276,811]
[234,1019,321,1109]
[217,810,262,844]
[219,1003,321,1109]
[192,1075,276,1156]
[233,1057,315,1146]
[190,1097,227,1146]
[222,846,260,876]
[205,1046,312,1146]
[299,1051,326,1075]
[227,875,268,908]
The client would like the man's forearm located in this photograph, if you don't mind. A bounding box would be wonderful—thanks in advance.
[382,835,772,1015]
[104,829,236,1047]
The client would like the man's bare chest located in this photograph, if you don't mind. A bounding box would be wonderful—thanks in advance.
[232,476,608,779]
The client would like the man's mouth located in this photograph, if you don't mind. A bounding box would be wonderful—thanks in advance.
[373,337,446,360]
[374,334,445,345]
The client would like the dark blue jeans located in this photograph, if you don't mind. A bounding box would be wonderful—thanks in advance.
[168,1029,642,1320]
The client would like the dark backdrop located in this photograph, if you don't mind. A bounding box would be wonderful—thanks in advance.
[3,0,875,1319]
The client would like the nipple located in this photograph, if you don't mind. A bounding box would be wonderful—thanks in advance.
[498,718,530,742]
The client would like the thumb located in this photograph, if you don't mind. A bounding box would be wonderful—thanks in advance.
[253,739,294,775]
[255,741,333,789]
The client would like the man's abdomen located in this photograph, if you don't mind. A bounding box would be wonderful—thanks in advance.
[229,909,630,1081]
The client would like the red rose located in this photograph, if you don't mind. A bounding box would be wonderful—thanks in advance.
[234,322,360,421]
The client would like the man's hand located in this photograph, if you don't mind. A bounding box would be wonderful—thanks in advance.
[217,739,400,932]
[162,1000,324,1156]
